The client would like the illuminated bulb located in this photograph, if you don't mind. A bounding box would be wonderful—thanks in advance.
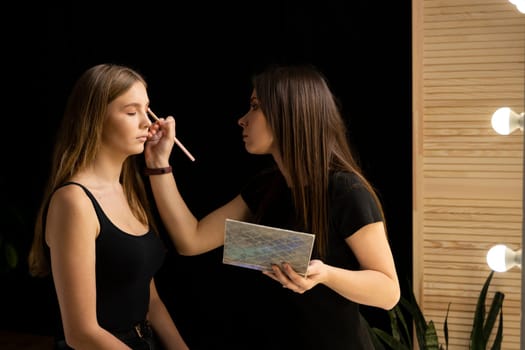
[491,107,524,135]
[486,244,522,272]
[509,0,525,13]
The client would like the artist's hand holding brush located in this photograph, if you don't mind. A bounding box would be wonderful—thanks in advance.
[146,107,195,166]
[145,113,177,168]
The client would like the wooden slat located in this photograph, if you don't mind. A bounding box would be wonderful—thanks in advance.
[414,1,524,348]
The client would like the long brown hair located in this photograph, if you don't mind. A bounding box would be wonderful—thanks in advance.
[28,63,156,277]
[253,64,386,258]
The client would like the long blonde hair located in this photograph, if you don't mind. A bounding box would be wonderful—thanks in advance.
[29,63,155,277]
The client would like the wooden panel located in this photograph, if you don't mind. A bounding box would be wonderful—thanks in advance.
[413,0,524,348]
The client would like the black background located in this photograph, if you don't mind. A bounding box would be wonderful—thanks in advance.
[1,1,412,339]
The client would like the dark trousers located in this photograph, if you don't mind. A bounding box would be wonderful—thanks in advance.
[55,320,161,350]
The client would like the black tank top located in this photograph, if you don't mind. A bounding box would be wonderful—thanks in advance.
[52,182,166,332]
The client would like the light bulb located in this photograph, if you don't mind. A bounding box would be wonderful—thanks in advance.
[517,2,525,13]
[486,244,522,272]
[491,107,524,135]
[508,0,525,11]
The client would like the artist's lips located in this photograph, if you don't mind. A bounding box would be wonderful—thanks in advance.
[137,136,148,142]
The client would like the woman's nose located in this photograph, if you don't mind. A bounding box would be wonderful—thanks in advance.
[238,114,247,127]
[142,112,152,128]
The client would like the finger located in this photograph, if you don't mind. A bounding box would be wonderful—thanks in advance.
[262,270,279,282]
[263,269,289,287]
[282,263,303,283]
[281,264,314,292]
[270,264,293,287]
[271,264,288,280]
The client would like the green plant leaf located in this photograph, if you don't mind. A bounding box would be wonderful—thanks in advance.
[389,305,412,345]
[489,307,503,350]
[393,303,412,347]
[483,291,504,344]
[424,321,441,350]
[470,271,494,350]
[368,306,412,349]
[443,302,450,350]
[400,289,428,348]
[373,328,411,350]
[5,243,18,269]
[389,306,402,342]
[367,271,505,350]
[368,328,387,350]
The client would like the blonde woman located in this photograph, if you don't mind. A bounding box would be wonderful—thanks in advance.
[29,63,189,350]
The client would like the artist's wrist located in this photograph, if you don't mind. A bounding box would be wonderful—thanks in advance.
[145,158,170,169]
[144,165,172,176]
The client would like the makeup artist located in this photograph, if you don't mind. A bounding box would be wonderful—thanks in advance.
[144,64,400,350]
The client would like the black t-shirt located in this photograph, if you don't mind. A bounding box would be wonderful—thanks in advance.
[238,168,382,350]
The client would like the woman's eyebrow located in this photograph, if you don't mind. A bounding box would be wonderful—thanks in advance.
[121,102,144,109]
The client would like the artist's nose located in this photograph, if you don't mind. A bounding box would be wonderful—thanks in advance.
[238,114,247,128]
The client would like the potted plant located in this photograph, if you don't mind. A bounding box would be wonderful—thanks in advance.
[0,205,24,273]
[366,270,504,349]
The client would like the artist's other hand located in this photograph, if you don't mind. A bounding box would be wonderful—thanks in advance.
[263,259,326,294]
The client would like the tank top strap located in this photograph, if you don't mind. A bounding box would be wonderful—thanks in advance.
[58,181,107,225]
